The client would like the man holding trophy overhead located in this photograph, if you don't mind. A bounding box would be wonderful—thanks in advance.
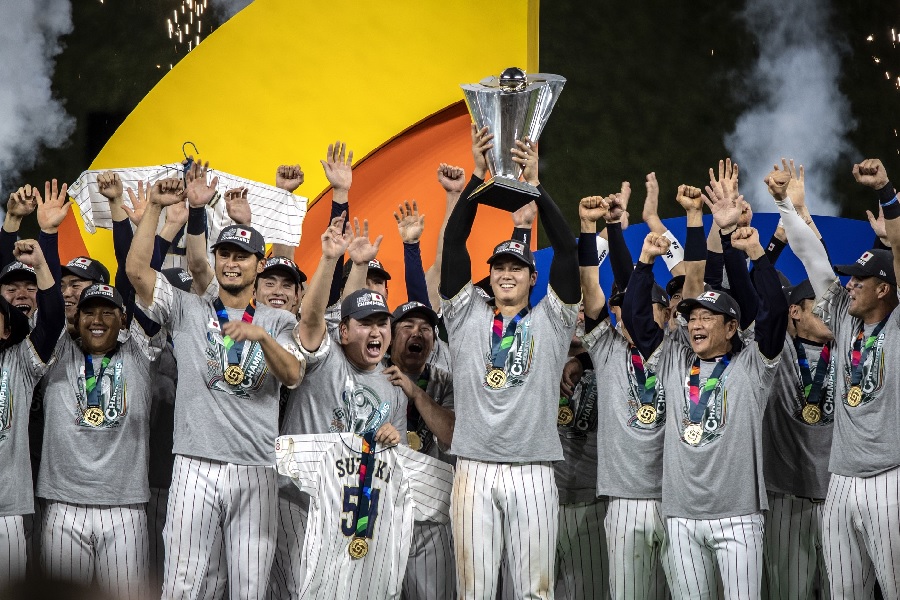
[440,68,580,599]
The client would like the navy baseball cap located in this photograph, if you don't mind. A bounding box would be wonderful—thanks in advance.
[162,268,194,293]
[341,289,392,321]
[342,258,391,282]
[788,279,815,306]
[211,225,266,258]
[62,257,110,284]
[609,281,668,308]
[391,301,439,327]
[487,239,535,270]
[261,256,306,285]
[77,283,125,311]
[677,289,742,324]
[0,261,36,286]
[834,249,896,286]
[665,275,685,298]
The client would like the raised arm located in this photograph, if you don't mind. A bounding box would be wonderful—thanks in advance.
[605,184,634,292]
[731,227,788,359]
[676,185,706,300]
[578,196,609,321]
[15,240,64,362]
[623,232,671,358]
[2,186,37,266]
[184,161,219,293]
[320,142,354,306]
[642,172,686,276]
[342,219,384,299]
[439,124,490,299]
[271,163,304,259]
[425,164,465,310]
[296,214,353,351]
[853,158,900,283]
[126,178,186,307]
[512,138,579,303]
[394,200,430,305]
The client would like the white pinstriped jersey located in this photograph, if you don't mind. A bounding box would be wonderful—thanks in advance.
[275,433,453,600]
[68,165,307,248]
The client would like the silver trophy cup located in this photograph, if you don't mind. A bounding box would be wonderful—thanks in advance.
[461,67,566,211]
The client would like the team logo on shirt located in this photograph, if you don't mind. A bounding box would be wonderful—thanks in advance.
[842,333,886,407]
[0,372,12,442]
[75,359,127,429]
[330,377,389,434]
[481,319,535,391]
[205,316,271,398]
[680,378,728,447]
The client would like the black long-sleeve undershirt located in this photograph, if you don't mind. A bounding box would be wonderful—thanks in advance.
[535,185,579,304]
[622,262,665,358]
[721,232,758,331]
[439,175,483,299]
[605,222,633,293]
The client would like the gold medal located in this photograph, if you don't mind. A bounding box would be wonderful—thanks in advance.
[557,406,574,426]
[485,368,507,389]
[407,431,423,452]
[683,423,703,446]
[636,404,657,425]
[801,404,822,424]
[847,386,863,407]
[83,406,105,427]
[348,537,369,559]
[223,365,245,386]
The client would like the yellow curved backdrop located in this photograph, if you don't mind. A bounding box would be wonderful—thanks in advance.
[68,0,539,283]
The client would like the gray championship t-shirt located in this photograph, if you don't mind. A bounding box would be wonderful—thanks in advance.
[404,364,454,464]
[441,282,578,462]
[0,340,53,516]
[138,272,300,465]
[279,330,408,504]
[762,335,834,499]
[553,368,599,504]
[37,321,159,505]
[659,335,780,519]
[584,320,667,499]
[815,282,900,477]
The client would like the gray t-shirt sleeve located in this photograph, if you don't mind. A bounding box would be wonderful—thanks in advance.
[135,271,180,327]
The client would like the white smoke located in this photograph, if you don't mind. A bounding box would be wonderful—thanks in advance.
[0,0,75,199]
[725,0,856,215]
[210,0,254,23]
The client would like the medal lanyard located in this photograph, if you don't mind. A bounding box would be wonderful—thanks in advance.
[688,354,731,423]
[849,317,889,386]
[84,346,119,408]
[490,307,529,369]
[212,298,256,365]
[352,430,377,541]
[630,346,657,406]
[794,339,831,405]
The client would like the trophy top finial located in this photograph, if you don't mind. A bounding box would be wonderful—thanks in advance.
[499,67,527,92]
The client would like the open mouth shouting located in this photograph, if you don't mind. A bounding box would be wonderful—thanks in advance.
[365,339,383,359]
[14,303,31,313]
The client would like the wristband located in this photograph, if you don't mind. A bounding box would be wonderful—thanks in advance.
[661,230,685,271]
[187,207,207,235]
[578,232,599,267]
[684,226,706,262]
[595,236,610,265]
[719,227,737,238]
[512,227,531,244]
[877,182,897,205]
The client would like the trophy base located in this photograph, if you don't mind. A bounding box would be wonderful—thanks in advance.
[469,178,540,212]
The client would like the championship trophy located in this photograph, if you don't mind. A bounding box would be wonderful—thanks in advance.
[461,67,566,211]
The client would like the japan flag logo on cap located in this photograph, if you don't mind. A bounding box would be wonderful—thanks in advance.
[96,285,114,297]
[701,291,721,302]
[371,293,385,304]
[509,241,525,253]
[237,229,251,239]
[857,251,874,265]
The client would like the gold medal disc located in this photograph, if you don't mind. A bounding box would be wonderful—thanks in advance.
[407,431,423,452]
[636,404,657,425]
[83,406,104,427]
[801,404,822,424]
[683,423,703,446]
[224,365,245,386]
[847,386,863,407]
[348,537,369,559]
[557,406,574,426]
[485,368,507,389]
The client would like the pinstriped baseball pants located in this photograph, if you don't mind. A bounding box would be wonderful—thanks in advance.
[0,515,26,586]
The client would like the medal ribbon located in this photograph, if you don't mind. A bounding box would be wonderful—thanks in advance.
[688,354,731,424]
[630,346,658,406]
[408,364,430,431]
[352,430,377,540]
[490,307,529,369]
[793,339,831,406]
[212,298,256,365]
[849,317,889,386]
[84,346,119,408]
